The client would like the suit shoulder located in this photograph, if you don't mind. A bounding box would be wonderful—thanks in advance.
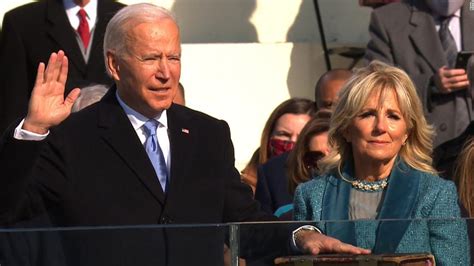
[417,171,457,199]
[296,174,329,194]
[101,0,126,13]
[261,153,289,170]
[170,104,227,126]
[3,2,45,22]
[374,2,411,15]
[54,102,102,133]
[371,2,412,28]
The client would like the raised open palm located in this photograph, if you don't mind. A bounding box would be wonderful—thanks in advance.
[23,51,81,134]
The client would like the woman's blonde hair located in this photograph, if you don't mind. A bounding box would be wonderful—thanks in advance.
[454,137,474,217]
[318,61,436,175]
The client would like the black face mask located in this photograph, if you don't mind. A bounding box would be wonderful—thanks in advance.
[425,0,465,17]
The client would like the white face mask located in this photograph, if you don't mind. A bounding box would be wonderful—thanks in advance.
[425,0,465,16]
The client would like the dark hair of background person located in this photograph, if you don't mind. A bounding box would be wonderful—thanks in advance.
[454,137,474,217]
[287,110,331,194]
[314,69,352,109]
[71,84,109,112]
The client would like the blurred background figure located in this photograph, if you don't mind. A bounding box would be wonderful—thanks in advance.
[174,82,186,105]
[454,137,474,217]
[0,0,125,134]
[452,137,474,261]
[241,98,317,194]
[71,84,108,112]
[314,69,352,110]
[364,0,473,147]
[255,110,332,219]
[293,61,468,265]
[434,54,474,179]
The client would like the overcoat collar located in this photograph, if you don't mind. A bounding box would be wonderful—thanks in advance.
[321,158,420,253]
[408,3,446,71]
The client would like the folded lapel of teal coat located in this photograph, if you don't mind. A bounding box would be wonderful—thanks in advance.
[373,160,420,253]
[321,161,356,246]
[321,159,420,252]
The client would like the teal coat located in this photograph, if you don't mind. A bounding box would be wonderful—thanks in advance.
[293,160,469,265]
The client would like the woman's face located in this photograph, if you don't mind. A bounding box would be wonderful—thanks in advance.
[309,132,330,155]
[272,113,311,142]
[344,90,408,165]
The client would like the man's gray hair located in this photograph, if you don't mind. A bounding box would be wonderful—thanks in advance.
[103,3,178,76]
[72,84,109,112]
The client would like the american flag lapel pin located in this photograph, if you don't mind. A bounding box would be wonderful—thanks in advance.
[181,128,190,134]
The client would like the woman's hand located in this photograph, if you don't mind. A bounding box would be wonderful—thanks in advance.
[23,50,80,134]
[296,230,371,255]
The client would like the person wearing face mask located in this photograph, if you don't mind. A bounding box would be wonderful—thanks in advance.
[364,0,474,147]
[255,110,332,219]
[241,98,317,194]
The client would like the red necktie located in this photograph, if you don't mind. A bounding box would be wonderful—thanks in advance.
[77,9,90,50]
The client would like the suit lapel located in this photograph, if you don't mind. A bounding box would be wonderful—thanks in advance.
[409,7,446,71]
[98,87,165,204]
[461,2,474,51]
[165,105,194,204]
[87,0,118,74]
[46,0,87,74]
[373,160,420,253]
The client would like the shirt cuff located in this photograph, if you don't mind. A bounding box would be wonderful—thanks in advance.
[290,225,322,252]
[13,119,49,141]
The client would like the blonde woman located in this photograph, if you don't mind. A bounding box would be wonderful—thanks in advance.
[293,61,469,265]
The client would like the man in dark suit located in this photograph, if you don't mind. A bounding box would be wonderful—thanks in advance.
[364,0,474,147]
[0,4,368,265]
[0,0,125,134]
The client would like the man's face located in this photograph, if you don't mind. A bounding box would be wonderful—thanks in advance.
[317,79,346,110]
[109,19,181,118]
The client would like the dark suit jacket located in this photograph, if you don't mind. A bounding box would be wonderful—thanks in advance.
[364,1,474,147]
[0,0,125,134]
[255,153,292,216]
[0,87,284,266]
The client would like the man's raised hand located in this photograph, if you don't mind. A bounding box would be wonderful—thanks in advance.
[23,51,80,134]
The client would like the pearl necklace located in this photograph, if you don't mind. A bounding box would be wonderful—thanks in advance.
[338,167,388,192]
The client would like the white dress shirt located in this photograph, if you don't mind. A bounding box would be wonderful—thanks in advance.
[63,0,98,31]
[435,10,462,51]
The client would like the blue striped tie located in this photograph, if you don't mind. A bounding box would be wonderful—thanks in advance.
[143,120,168,192]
